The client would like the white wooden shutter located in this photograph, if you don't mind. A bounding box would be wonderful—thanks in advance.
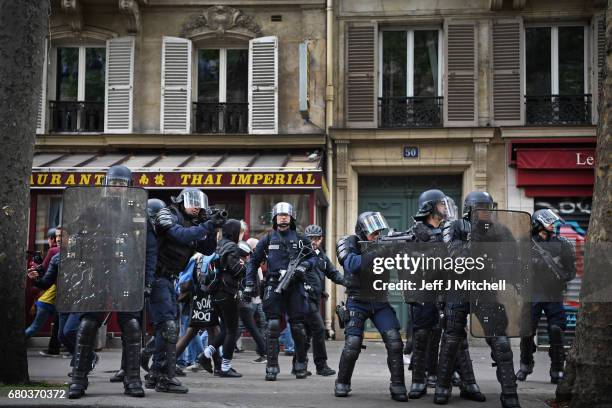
[345,22,377,128]
[249,36,278,134]
[104,36,135,133]
[160,36,192,134]
[492,18,523,126]
[36,38,48,134]
[592,15,606,123]
[444,20,478,127]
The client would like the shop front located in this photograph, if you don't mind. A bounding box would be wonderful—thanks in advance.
[508,137,596,346]
[27,151,327,335]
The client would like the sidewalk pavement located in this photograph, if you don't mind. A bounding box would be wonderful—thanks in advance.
[1,341,556,407]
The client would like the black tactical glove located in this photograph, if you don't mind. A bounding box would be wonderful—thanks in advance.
[294,262,309,280]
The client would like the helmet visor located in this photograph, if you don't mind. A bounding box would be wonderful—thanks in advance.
[361,212,389,236]
[443,196,458,222]
[273,202,295,218]
[183,190,208,209]
[536,209,563,228]
[106,178,130,187]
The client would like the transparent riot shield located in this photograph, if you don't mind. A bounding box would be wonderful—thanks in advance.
[469,210,533,338]
[56,186,148,313]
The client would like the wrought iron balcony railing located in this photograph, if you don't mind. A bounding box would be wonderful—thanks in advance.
[378,96,443,128]
[49,100,104,132]
[193,102,248,134]
[525,94,592,126]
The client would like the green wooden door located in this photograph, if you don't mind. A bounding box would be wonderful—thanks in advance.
[358,175,462,333]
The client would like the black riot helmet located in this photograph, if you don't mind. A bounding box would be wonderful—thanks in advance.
[462,191,494,219]
[355,211,389,241]
[147,198,166,219]
[272,202,296,230]
[305,224,323,238]
[172,188,209,210]
[531,209,563,236]
[104,165,133,187]
[414,189,447,221]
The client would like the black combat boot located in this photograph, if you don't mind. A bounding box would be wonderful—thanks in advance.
[383,329,408,402]
[290,322,310,379]
[489,337,521,408]
[516,336,535,381]
[68,319,98,399]
[548,325,566,384]
[122,319,145,397]
[265,319,281,381]
[456,339,485,402]
[334,335,362,397]
[155,322,188,394]
[433,335,461,405]
[409,328,430,399]
[426,327,441,388]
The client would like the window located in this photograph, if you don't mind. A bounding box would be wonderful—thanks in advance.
[51,46,106,131]
[33,195,62,253]
[194,48,248,133]
[525,24,590,125]
[379,29,442,127]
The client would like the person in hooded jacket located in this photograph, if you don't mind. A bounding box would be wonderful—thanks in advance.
[198,219,246,378]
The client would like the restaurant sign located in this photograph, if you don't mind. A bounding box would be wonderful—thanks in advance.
[30,171,322,189]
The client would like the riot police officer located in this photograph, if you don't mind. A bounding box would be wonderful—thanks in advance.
[516,209,575,384]
[303,224,345,376]
[434,191,519,407]
[244,202,314,381]
[149,188,222,393]
[335,211,408,402]
[68,165,148,399]
[111,198,165,384]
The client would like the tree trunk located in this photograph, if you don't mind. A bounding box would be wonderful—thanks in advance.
[0,0,49,384]
[556,2,612,406]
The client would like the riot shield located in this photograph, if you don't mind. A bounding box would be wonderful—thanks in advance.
[56,186,148,313]
[357,241,396,302]
[469,210,532,338]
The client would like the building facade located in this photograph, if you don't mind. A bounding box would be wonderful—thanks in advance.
[30,0,330,334]
[329,0,603,338]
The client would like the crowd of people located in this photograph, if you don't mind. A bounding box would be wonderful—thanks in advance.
[25,165,576,408]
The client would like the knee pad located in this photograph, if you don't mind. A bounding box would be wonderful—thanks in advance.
[344,335,363,360]
[121,318,141,344]
[382,329,403,354]
[490,336,513,363]
[78,318,99,344]
[160,320,178,344]
[267,319,281,338]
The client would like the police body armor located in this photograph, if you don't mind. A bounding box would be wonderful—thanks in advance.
[265,229,308,284]
[156,206,198,279]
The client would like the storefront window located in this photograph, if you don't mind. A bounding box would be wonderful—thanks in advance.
[249,193,310,238]
[34,195,62,253]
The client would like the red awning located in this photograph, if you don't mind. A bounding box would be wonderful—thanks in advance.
[514,148,595,197]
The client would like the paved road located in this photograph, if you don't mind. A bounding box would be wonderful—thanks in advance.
[2,341,556,407]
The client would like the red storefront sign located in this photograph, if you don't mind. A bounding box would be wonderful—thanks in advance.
[516,148,596,169]
[30,171,322,189]
[512,142,596,197]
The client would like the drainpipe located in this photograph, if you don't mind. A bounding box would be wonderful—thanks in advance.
[324,0,335,336]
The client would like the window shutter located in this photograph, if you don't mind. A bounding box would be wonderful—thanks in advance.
[444,20,478,127]
[248,36,278,134]
[104,36,135,133]
[593,15,606,122]
[492,18,523,125]
[36,38,48,134]
[160,36,192,134]
[345,22,377,128]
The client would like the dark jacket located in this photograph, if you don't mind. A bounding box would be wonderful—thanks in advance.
[216,219,246,296]
[34,253,60,290]
[305,249,344,304]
